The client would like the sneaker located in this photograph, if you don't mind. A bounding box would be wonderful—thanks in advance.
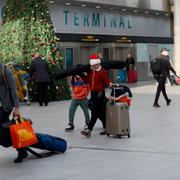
[100,130,106,135]
[65,124,74,131]
[167,99,171,106]
[153,103,161,108]
[81,129,91,138]
[14,151,28,163]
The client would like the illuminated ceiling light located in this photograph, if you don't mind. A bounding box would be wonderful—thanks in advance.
[145,11,149,14]
[109,7,114,10]
[133,10,138,13]
[81,4,87,7]
[155,12,160,15]
[65,2,71,6]
[122,8,127,11]
[49,0,54,3]
[96,6,100,9]
[165,13,169,16]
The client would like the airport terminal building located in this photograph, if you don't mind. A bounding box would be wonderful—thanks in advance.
[0,0,173,81]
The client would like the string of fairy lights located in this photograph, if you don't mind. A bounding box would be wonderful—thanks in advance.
[0,0,71,101]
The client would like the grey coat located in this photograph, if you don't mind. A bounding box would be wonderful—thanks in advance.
[0,64,19,112]
[30,58,49,83]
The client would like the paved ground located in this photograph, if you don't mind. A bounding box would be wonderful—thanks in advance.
[1,81,180,180]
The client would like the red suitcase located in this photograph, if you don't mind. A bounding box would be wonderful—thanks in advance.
[128,70,137,83]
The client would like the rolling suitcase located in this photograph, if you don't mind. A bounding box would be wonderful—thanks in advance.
[106,85,130,138]
[117,69,127,83]
[128,70,137,83]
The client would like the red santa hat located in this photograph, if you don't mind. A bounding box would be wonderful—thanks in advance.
[89,54,101,66]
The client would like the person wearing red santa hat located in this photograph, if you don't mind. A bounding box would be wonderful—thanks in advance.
[81,54,112,137]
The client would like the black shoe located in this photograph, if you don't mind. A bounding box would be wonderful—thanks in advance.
[14,151,28,163]
[153,103,161,108]
[167,99,171,106]
[100,130,106,135]
[65,124,74,131]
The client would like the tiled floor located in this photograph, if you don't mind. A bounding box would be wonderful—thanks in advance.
[1,81,180,180]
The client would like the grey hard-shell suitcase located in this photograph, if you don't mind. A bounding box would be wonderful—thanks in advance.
[106,102,130,138]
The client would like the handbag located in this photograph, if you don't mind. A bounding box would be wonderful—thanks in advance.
[9,116,38,149]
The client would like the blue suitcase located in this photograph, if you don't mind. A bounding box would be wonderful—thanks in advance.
[117,69,127,82]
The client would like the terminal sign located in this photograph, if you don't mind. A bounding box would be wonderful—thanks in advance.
[63,10,132,29]
[49,5,171,37]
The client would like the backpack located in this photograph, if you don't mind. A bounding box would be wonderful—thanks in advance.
[3,63,27,102]
[150,58,162,75]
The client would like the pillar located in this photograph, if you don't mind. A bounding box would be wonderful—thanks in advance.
[174,0,180,74]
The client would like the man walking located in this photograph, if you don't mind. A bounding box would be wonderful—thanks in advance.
[153,48,176,107]
[30,53,49,106]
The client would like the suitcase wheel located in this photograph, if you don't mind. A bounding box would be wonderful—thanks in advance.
[128,134,130,138]
[107,133,110,137]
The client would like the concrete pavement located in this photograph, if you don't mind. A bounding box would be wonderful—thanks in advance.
[1,81,180,180]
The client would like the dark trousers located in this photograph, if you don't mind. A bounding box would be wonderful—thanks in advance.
[36,82,48,105]
[88,104,106,131]
[88,91,107,131]
[0,107,26,154]
[154,76,169,104]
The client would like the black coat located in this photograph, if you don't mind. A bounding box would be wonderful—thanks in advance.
[30,58,49,83]
[55,60,126,80]
[125,57,135,71]
[159,55,176,77]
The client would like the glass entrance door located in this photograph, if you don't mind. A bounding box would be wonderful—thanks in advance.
[66,48,73,68]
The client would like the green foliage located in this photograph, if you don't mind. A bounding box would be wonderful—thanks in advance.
[0,0,71,101]
[0,0,57,63]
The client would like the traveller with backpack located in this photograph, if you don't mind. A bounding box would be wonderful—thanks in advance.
[151,48,176,107]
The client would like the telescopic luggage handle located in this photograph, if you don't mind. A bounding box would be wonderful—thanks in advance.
[109,83,119,104]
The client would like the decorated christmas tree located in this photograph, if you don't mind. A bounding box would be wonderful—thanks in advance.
[0,0,71,101]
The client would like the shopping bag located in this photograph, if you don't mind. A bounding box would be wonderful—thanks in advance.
[9,116,37,149]
[128,70,137,83]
